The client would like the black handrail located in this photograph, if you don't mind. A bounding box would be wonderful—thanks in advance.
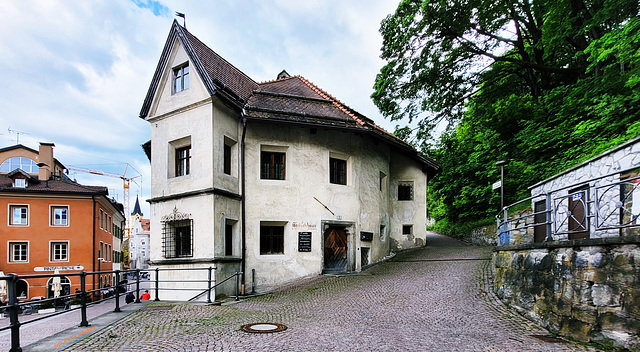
[187,271,242,302]
[0,267,245,352]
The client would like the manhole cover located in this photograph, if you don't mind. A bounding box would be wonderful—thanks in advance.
[241,323,287,333]
[529,335,565,343]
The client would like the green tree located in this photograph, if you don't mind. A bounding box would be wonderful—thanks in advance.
[375,0,640,236]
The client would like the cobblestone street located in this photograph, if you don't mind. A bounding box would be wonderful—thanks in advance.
[63,233,595,351]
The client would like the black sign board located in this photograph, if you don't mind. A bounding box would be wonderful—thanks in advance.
[298,232,312,252]
[360,231,373,242]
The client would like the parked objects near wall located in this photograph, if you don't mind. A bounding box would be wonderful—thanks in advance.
[493,136,640,349]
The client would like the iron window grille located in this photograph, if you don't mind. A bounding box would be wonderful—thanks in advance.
[398,183,414,201]
[330,158,347,185]
[163,219,194,258]
[261,151,285,180]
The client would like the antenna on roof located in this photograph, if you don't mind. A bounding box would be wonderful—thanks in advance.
[7,127,29,145]
[175,12,186,28]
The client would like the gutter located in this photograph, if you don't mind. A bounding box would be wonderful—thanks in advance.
[240,111,248,295]
[92,195,96,292]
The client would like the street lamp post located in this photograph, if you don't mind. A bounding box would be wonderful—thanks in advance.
[496,160,509,209]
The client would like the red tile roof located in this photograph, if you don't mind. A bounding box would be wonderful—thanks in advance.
[0,174,108,195]
[140,21,440,174]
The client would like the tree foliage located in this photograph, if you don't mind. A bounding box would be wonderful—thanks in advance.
[375,0,640,236]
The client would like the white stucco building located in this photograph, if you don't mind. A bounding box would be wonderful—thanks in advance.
[139,21,440,299]
[129,196,150,269]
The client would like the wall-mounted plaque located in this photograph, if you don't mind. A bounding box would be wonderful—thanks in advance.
[298,232,312,252]
[360,231,373,242]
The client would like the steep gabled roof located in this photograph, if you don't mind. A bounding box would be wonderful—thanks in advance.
[139,20,258,118]
[139,22,440,176]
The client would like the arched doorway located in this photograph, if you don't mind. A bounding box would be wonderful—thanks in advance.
[47,276,71,298]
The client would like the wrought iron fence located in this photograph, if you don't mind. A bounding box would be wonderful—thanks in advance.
[497,167,640,245]
[0,268,242,352]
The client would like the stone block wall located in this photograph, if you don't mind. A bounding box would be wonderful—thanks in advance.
[493,236,640,350]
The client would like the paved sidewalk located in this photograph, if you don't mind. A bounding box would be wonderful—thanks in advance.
[0,281,153,351]
[57,232,594,351]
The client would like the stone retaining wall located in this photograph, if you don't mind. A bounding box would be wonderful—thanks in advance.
[493,236,640,350]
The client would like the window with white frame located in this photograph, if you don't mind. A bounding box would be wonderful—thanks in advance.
[50,242,68,261]
[9,205,28,225]
[172,63,189,94]
[51,206,68,226]
[9,242,28,262]
[14,178,26,188]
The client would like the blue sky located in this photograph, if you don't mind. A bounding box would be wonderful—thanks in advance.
[0,0,401,217]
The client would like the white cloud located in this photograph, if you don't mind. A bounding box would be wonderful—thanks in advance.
[0,0,404,218]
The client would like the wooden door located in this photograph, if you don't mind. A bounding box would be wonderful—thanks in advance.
[533,200,547,242]
[568,186,589,240]
[324,228,347,272]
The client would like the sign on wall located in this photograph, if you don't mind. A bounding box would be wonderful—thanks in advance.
[34,265,84,272]
[360,232,373,242]
[298,232,312,252]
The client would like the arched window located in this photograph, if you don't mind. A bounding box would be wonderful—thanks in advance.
[0,157,39,173]
[47,276,71,298]
[16,280,28,299]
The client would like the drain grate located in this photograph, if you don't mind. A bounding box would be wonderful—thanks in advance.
[241,323,288,333]
[529,335,565,343]
[142,305,174,311]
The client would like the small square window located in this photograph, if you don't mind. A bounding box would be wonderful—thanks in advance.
[173,63,189,94]
[176,145,191,177]
[398,183,414,201]
[330,158,347,185]
[51,242,68,261]
[260,225,284,254]
[51,206,68,226]
[403,225,413,235]
[9,242,28,262]
[261,151,285,180]
[14,178,26,188]
[9,205,28,225]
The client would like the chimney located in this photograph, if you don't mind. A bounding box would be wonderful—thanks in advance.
[38,142,55,181]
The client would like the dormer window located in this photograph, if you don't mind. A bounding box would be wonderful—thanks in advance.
[14,178,26,188]
[173,63,189,94]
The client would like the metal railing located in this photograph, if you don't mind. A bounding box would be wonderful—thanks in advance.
[1,267,243,352]
[497,167,640,245]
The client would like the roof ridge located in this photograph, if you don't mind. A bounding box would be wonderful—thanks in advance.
[296,76,366,126]
[258,76,297,85]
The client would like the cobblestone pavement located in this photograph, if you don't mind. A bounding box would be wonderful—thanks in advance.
[65,233,595,351]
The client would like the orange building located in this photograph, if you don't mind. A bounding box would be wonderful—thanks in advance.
[0,143,125,300]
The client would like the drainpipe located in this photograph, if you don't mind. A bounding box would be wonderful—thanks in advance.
[92,196,96,292]
[240,111,247,295]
